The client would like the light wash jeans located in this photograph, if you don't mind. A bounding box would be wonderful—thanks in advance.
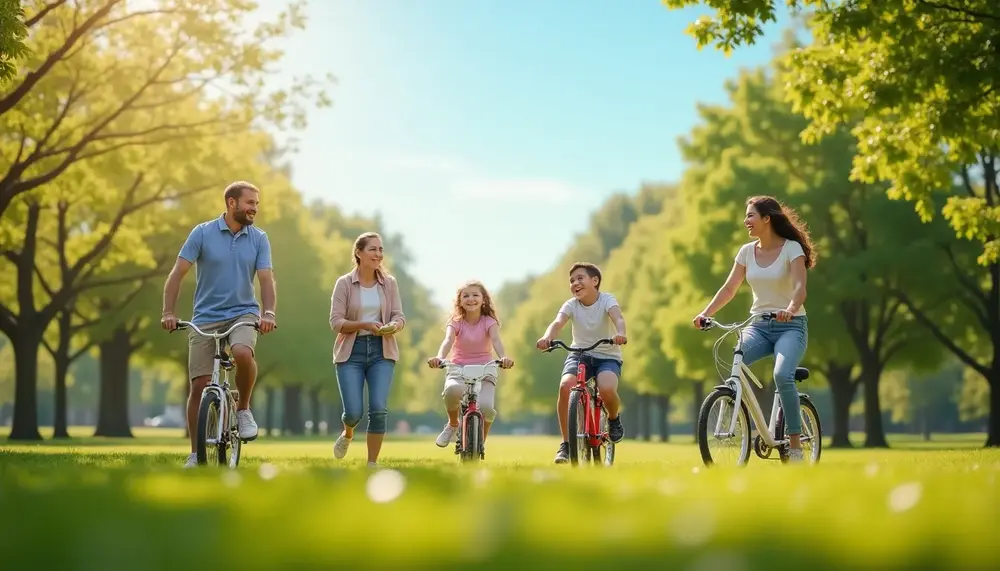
[335,335,395,434]
[740,315,808,434]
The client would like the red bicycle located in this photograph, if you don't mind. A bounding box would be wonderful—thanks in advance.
[435,359,506,463]
[545,338,617,467]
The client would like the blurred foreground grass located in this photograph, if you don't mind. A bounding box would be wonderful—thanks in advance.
[1,430,999,570]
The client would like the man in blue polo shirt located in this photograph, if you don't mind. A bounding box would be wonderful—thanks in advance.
[161,181,278,468]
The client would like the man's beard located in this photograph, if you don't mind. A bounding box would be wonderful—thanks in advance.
[234,208,254,225]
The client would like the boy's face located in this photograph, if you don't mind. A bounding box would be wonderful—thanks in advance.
[569,269,599,300]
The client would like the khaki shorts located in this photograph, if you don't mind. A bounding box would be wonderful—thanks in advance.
[188,313,258,380]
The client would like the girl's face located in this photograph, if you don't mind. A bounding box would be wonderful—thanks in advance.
[459,287,484,313]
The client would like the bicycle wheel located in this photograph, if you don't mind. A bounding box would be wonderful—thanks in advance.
[593,404,615,467]
[775,395,822,464]
[697,387,751,467]
[196,391,227,466]
[460,412,483,463]
[566,388,591,466]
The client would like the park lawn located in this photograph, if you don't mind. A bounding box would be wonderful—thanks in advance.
[1,431,999,571]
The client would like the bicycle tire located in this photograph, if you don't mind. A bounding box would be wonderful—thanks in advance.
[594,404,614,467]
[696,387,751,467]
[461,413,483,463]
[196,391,227,466]
[775,395,823,464]
[566,388,591,466]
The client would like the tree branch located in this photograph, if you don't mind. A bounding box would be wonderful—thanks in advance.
[0,0,123,115]
[25,0,69,28]
[892,289,989,378]
[917,0,1000,23]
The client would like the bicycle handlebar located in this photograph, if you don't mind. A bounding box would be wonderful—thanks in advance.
[171,319,262,338]
[436,358,505,369]
[697,312,779,331]
[543,338,622,353]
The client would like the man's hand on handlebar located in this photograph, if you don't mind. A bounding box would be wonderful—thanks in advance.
[161,312,178,331]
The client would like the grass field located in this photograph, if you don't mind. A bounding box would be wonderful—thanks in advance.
[2,428,999,571]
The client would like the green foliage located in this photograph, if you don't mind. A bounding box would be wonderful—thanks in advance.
[0,0,27,81]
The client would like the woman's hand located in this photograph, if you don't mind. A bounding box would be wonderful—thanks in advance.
[376,321,398,336]
[363,321,383,334]
[691,313,710,329]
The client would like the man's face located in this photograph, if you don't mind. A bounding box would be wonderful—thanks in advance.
[230,190,259,225]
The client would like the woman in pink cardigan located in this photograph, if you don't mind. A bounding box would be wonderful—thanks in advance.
[328,232,406,466]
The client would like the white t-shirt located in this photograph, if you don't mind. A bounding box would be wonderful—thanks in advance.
[557,292,622,361]
[357,285,381,335]
[735,239,807,316]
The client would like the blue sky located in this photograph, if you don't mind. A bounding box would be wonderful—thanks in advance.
[263,0,789,308]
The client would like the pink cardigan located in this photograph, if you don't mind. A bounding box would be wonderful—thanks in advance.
[329,267,406,363]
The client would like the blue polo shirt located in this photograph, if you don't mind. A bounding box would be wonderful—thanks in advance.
[178,214,273,325]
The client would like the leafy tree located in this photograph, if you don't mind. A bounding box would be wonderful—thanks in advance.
[0,0,27,81]
[0,0,329,440]
[657,64,954,447]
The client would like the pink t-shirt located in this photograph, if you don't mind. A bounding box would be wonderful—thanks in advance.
[449,316,498,365]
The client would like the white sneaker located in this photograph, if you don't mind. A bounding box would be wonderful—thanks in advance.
[237,409,259,441]
[435,423,459,447]
[183,453,198,468]
[333,433,352,459]
[787,447,805,463]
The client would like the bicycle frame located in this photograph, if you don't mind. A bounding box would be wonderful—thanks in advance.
[701,313,786,450]
[438,360,502,455]
[175,319,258,446]
[544,339,617,449]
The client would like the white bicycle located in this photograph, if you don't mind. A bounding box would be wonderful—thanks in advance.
[695,312,822,467]
[434,359,507,463]
[171,319,262,468]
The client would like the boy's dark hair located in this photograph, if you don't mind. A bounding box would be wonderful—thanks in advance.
[569,262,602,289]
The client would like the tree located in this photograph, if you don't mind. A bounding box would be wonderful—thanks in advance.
[658,64,955,447]
[0,0,27,81]
[663,1,1000,447]
[0,0,329,440]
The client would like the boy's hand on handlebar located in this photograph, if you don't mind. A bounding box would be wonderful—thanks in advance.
[692,314,710,329]
[427,357,443,368]
[612,334,627,345]
[536,337,552,350]
[499,357,514,369]
[259,313,277,334]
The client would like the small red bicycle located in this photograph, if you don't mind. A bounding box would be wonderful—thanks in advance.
[435,359,506,463]
[545,338,617,467]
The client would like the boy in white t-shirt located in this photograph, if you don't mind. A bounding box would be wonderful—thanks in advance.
[536,262,628,464]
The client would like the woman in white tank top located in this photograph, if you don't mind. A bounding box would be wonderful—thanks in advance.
[692,195,816,462]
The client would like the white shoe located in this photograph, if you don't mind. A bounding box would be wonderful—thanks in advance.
[435,423,459,447]
[333,433,352,459]
[183,453,198,468]
[367,461,378,469]
[787,447,805,463]
[237,409,259,441]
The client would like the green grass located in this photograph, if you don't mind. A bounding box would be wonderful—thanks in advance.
[1,430,999,570]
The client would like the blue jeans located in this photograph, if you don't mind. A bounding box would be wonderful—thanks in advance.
[335,335,395,434]
[740,315,808,434]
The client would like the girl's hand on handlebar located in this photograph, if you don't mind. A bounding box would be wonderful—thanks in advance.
[499,357,514,369]
[536,337,552,350]
[427,357,443,368]
[692,314,709,329]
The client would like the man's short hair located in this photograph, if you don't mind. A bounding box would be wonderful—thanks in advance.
[224,181,260,204]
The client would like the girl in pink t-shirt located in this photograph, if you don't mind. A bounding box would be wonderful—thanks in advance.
[427,280,514,449]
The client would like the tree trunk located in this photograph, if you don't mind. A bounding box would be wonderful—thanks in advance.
[265,386,276,436]
[8,331,44,441]
[282,384,304,435]
[691,381,704,440]
[638,394,651,441]
[94,326,134,438]
[827,363,858,448]
[656,394,670,443]
[861,359,888,448]
[310,387,321,436]
[987,368,1000,447]
[52,353,70,439]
